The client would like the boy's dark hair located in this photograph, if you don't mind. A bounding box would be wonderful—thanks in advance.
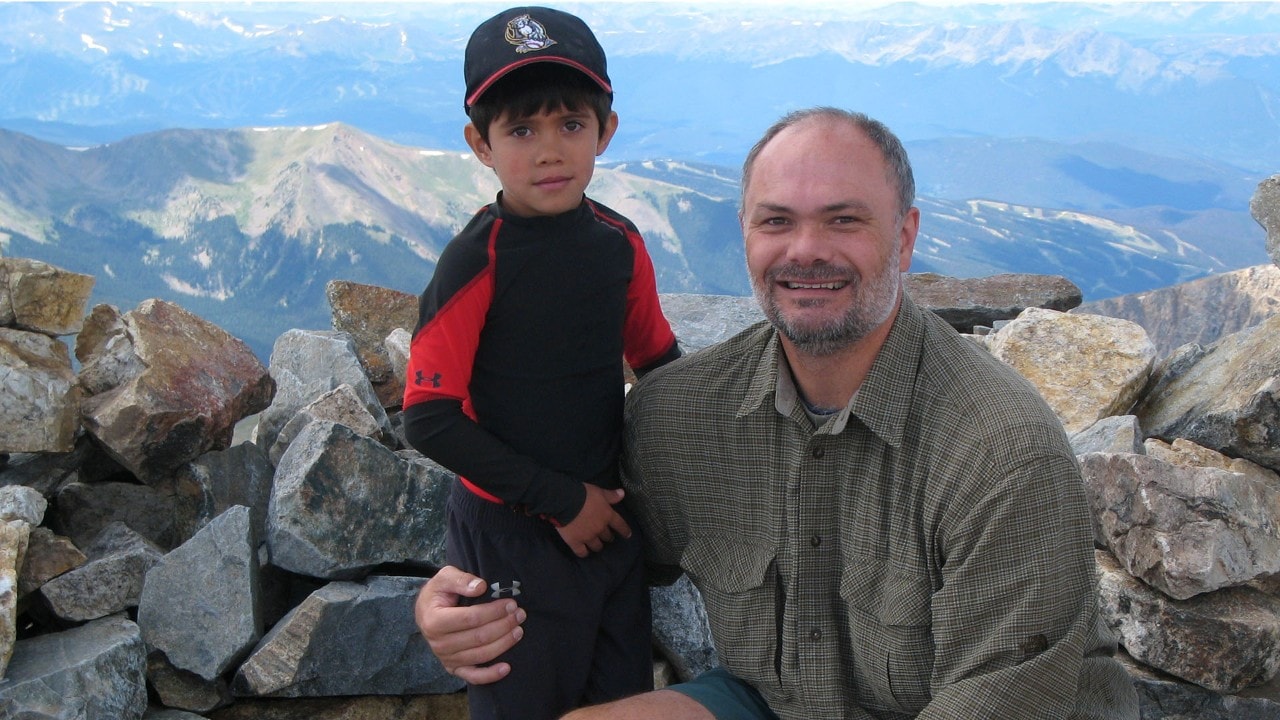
[467,63,614,145]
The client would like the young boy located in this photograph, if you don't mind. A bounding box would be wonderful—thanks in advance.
[402,6,682,719]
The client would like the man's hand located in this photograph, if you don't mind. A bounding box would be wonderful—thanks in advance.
[556,485,632,558]
[414,566,526,684]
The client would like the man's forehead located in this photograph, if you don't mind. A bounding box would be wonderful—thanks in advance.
[746,128,888,199]
[747,198,873,215]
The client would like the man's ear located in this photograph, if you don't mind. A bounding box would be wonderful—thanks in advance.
[464,123,495,168]
[898,206,921,272]
[595,111,620,157]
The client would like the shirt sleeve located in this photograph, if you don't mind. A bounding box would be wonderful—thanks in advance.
[620,228,681,375]
[620,376,686,584]
[918,451,1136,718]
[403,399,586,525]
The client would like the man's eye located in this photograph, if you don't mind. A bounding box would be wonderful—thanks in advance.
[832,215,869,227]
[762,217,790,227]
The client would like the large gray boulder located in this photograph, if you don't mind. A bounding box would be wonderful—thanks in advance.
[1136,313,1280,473]
[232,575,462,697]
[139,506,262,681]
[38,522,164,622]
[0,614,148,720]
[254,329,390,456]
[1080,452,1280,599]
[1098,550,1280,693]
[267,421,449,579]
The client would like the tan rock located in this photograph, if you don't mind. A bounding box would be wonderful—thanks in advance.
[1076,264,1280,358]
[326,280,418,408]
[0,257,95,336]
[18,527,88,596]
[1144,437,1280,486]
[907,271,1082,332]
[986,307,1156,433]
[0,519,31,677]
[0,327,81,453]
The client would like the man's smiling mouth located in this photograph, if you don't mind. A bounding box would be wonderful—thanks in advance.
[783,281,848,290]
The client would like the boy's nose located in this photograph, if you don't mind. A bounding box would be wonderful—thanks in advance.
[535,137,563,164]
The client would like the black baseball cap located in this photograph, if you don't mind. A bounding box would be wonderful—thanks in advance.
[463,6,612,113]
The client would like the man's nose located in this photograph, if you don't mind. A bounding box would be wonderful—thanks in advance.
[786,222,834,264]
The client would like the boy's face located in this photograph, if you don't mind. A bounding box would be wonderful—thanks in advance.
[465,105,619,218]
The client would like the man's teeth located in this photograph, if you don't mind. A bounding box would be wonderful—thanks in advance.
[785,281,845,289]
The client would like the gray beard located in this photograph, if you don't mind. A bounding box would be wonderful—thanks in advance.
[753,260,900,357]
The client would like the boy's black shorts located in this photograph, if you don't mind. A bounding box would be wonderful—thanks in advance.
[445,481,654,720]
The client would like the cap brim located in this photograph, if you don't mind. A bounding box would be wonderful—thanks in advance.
[465,57,613,108]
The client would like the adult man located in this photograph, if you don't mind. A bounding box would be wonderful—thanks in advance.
[415,107,1139,718]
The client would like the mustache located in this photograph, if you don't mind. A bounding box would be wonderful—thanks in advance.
[764,264,857,283]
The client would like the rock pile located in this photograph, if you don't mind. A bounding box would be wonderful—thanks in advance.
[0,173,1276,720]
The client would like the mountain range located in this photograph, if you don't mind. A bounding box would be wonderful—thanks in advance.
[1,2,1276,168]
[0,122,1268,360]
[0,2,1276,358]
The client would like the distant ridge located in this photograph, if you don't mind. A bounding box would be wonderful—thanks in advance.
[0,124,1267,360]
[1077,264,1280,358]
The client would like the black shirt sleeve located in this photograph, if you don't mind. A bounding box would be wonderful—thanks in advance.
[403,398,587,525]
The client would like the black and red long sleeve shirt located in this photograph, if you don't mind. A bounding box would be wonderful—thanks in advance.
[402,196,681,526]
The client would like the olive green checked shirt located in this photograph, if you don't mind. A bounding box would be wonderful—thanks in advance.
[622,293,1138,719]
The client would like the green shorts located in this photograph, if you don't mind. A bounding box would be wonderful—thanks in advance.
[667,667,781,720]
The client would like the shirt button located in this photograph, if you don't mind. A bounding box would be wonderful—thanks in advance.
[809,628,822,642]
[810,535,822,547]
[812,446,825,459]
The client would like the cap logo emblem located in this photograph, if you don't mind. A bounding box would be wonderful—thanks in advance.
[505,14,557,54]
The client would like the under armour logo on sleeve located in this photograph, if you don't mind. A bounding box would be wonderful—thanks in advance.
[490,581,522,598]
[415,370,443,388]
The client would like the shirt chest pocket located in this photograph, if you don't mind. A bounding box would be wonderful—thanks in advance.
[840,563,935,714]
[681,535,779,686]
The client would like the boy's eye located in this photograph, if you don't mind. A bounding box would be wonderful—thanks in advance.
[564,120,585,132]
[511,126,533,137]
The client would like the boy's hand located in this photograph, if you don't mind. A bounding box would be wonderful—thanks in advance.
[556,484,632,558]
[414,566,526,684]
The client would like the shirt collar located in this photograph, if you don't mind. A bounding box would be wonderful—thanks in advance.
[850,292,925,447]
[490,192,591,228]
[737,324,780,420]
[775,350,855,432]
[738,293,927,446]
